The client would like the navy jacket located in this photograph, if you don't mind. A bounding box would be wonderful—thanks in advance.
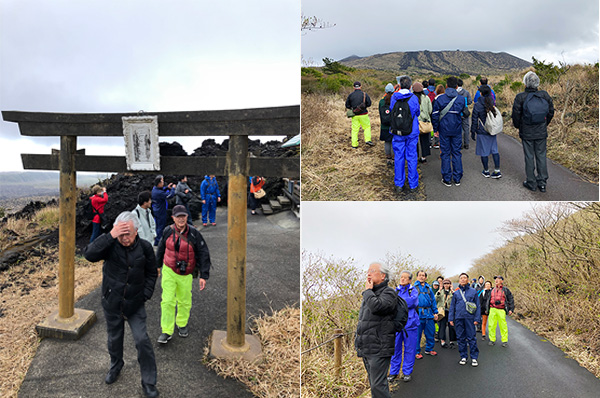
[151,186,175,218]
[432,88,466,136]
[470,96,494,136]
[449,284,481,323]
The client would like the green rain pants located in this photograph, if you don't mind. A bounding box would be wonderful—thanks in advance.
[351,114,371,147]
[488,307,508,343]
[160,265,193,335]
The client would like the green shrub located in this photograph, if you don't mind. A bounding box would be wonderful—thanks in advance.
[510,81,524,92]
[459,73,470,79]
[322,57,354,75]
[532,56,569,84]
[302,67,323,78]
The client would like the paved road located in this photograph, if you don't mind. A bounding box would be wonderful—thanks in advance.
[421,133,598,201]
[18,208,299,398]
[389,317,599,398]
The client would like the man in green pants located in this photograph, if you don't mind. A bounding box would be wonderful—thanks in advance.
[156,205,211,343]
[487,276,515,347]
[345,81,374,149]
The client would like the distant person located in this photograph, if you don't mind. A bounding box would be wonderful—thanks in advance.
[432,76,467,187]
[457,78,473,149]
[355,263,397,398]
[345,81,374,149]
[436,275,444,287]
[471,85,502,179]
[449,272,481,367]
[156,205,211,344]
[473,77,496,104]
[432,279,440,294]
[175,175,193,224]
[475,275,485,292]
[486,276,515,347]
[132,191,156,245]
[412,82,433,164]
[151,175,175,246]
[200,174,221,226]
[378,83,395,166]
[427,78,437,104]
[436,279,456,348]
[413,270,439,359]
[479,280,492,341]
[248,176,266,215]
[388,271,419,383]
[422,80,431,95]
[389,75,420,193]
[512,71,555,192]
[83,212,158,398]
[89,185,108,243]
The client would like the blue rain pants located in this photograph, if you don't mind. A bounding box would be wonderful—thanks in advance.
[389,328,419,376]
[416,318,436,354]
[202,194,218,224]
[392,133,419,189]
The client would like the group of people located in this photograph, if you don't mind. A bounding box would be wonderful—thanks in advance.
[355,263,515,398]
[345,71,555,194]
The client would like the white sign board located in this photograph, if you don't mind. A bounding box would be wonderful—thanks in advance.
[122,116,160,171]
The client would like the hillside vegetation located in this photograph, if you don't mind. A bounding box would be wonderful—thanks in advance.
[301,61,598,200]
[467,202,600,378]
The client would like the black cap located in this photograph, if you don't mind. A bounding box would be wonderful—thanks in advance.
[353,81,361,88]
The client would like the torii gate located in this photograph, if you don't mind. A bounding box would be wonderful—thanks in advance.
[2,106,299,360]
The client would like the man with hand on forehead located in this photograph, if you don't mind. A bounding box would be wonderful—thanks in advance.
[84,211,159,398]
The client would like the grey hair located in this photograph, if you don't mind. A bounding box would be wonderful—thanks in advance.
[397,75,412,90]
[113,211,140,231]
[400,270,413,280]
[523,71,540,89]
[370,262,390,283]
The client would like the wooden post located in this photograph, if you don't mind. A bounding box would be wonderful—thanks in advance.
[334,329,343,379]
[58,135,77,318]
[226,134,248,348]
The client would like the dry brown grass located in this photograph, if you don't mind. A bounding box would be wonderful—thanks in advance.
[301,93,424,201]
[0,248,102,398]
[205,307,300,398]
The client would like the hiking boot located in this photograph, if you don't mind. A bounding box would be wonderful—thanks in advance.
[449,342,455,349]
[387,159,393,167]
[202,223,207,226]
[482,335,486,341]
[472,359,479,367]
[538,184,546,192]
[105,363,123,385]
[366,141,375,147]
[352,145,358,149]
[142,382,159,398]
[441,342,448,348]
[425,350,437,356]
[441,179,452,187]
[157,333,172,344]
[419,157,427,163]
[464,144,469,150]
[415,353,423,360]
[488,341,495,346]
[482,170,491,178]
[454,180,461,186]
[459,358,467,365]
[502,342,508,347]
[387,374,398,382]
[491,171,502,179]
[403,374,412,382]
[211,222,216,226]
[178,326,189,338]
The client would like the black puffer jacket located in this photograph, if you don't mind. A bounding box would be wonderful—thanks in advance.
[512,88,554,140]
[84,233,157,317]
[355,281,397,358]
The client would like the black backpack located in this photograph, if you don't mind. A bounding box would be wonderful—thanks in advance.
[523,92,549,124]
[393,295,409,333]
[390,97,413,136]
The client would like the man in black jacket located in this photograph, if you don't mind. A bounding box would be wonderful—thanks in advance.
[345,81,374,149]
[355,263,397,398]
[512,71,555,192]
[84,211,159,398]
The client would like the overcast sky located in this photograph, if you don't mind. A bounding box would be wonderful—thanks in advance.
[0,0,299,172]
[302,0,599,66]
[301,201,539,277]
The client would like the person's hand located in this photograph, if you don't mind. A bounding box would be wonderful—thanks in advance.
[217,197,221,202]
[508,310,513,316]
[450,321,454,326]
[365,277,373,290]
[157,268,161,277]
[434,314,439,321]
[202,200,206,204]
[474,321,479,325]
[185,189,189,194]
[110,222,131,239]
[102,187,107,193]
[199,278,206,291]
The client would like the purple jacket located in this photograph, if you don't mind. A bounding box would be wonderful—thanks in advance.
[396,284,419,330]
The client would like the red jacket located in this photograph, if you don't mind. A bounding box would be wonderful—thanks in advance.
[162,225,196,275]
[90,193,108,224]
[250,177,265,193]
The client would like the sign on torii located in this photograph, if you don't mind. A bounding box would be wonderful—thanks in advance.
[2,106,299,360]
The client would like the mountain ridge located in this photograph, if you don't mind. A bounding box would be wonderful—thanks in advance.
[339,50,532,75]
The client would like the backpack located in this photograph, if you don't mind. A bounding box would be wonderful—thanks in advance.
[390,97,413,136]
[483,107,503,135]
[84,199,95,220]
[523,92,549,124]
[393,295,409,333]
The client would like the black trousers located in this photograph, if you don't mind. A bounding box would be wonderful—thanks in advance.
[103,305,157,385]
[522,138,548,185]
[362,356,391,398]
[438,315,457,342]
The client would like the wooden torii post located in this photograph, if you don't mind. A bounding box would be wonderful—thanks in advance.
[2,106,299,360]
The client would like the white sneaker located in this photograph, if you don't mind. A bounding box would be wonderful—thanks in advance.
[459,358,467,365]
[472,359,478,367]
